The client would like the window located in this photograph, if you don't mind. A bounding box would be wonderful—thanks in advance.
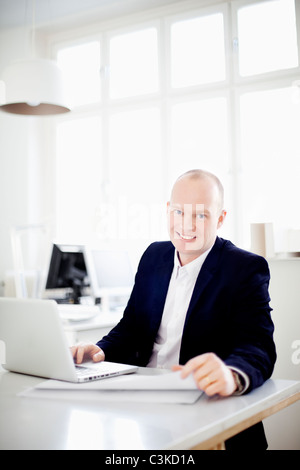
[109,28,158,99]
[240,86,300,249]
[57,41,101,107]
[170,12,226,88]
[52,0,300,254]
[107,107,164,244]
[170,97,229,181]
[56,116,102,241]
[236,0,298,77]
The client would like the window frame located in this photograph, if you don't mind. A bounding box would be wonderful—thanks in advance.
[165,2,230,92]
[231,0,300,84]
[47,0,300,250]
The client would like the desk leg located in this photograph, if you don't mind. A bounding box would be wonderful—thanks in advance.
[209,441,225,450]
[191,440,226,450]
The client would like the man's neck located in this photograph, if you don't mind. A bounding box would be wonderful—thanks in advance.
[177,245,213,267]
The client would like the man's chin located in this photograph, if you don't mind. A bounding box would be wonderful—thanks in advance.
[172,238,205,254]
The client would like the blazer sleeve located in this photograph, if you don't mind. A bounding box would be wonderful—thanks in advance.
[96,242,173,365]
[223,252,276,392]
[96,262,145,365]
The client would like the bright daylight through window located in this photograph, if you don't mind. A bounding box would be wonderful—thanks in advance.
[53,0,300,255]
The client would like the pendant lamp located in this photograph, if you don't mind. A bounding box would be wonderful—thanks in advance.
[0,58,70,115]
[0,1,70,116]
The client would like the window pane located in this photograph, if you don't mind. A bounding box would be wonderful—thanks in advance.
[107,108,165,244]
[237,0,298,77]
[110,28,158,99]
[56,117,102,241]
[170,97,233,240]
[57,41,101,107]
[240,87,300,250]
[170,97,229,181]
[171,13,226,88]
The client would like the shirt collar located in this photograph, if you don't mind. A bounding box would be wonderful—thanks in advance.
[174,247,212,279]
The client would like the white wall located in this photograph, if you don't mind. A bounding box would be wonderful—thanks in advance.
[264,259,300,450]
[0,27,56,293]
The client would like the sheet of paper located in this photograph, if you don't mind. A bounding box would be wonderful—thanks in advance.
[19,387,202,404]
[35,370,198,391]
[19,370,203,404]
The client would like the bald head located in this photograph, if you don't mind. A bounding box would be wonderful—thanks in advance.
[167,169,226,264]
[171,169,224,212]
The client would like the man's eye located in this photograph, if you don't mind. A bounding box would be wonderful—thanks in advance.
[196,213,205,219]
[174,209,183,215]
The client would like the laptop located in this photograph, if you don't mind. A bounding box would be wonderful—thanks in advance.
[0,297,138,383]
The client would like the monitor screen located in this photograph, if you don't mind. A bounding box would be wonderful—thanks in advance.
[84,248,134,309]
[45,244,89,303]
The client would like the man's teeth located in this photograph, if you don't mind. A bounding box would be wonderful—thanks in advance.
[180,234,195,240]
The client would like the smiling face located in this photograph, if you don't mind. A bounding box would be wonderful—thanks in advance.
[167,173,226,265]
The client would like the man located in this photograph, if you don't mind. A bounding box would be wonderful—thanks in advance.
[71,169,276,449]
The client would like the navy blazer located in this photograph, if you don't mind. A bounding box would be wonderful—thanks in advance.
[98,237,276,393]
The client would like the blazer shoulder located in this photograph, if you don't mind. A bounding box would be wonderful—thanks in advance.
[138,241,174,267]
[217,237,270,272]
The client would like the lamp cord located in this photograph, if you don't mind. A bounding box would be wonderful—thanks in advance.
[31,0,36,59]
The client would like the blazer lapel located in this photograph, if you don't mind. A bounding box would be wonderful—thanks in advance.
[183,237,224,327]
[149,243,175,332]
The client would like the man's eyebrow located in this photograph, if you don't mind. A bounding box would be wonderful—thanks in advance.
[196,207,209,214]
[169,203,209,213]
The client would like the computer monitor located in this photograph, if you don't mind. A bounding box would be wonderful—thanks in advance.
[84,248,134,310]
[45,244,89,304]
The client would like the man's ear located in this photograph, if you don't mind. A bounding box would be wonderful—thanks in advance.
[217,210,227,229]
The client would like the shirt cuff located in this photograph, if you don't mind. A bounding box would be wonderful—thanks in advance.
[228,366,250,395]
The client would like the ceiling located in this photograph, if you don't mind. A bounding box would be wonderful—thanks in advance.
[0,0,181,31]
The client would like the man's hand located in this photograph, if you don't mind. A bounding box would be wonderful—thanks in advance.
[70,342,105,364]
[172,352,237,397]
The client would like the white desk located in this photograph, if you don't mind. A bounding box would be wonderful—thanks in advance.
[62,310,122,344]
[0,365,299,450]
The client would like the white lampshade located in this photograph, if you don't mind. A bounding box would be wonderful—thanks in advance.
[0,58,70,115]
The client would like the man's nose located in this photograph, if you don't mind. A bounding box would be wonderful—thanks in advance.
[183,213,197,233]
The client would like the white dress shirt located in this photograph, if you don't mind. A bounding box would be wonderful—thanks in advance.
[147,248,211,368]
[147,246,250,394]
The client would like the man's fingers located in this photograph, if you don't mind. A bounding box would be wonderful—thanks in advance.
[70,343,104,364]
[75,345,85,364]
[70,345,83,363]
[193,363,215,383]
[176,353,236,396]
[179,354,208,378]
[70,345,76,358]
[93,350,105,362]
[171,365,183,372]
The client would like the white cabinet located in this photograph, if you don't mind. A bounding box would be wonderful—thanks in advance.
[264,258,300,449]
